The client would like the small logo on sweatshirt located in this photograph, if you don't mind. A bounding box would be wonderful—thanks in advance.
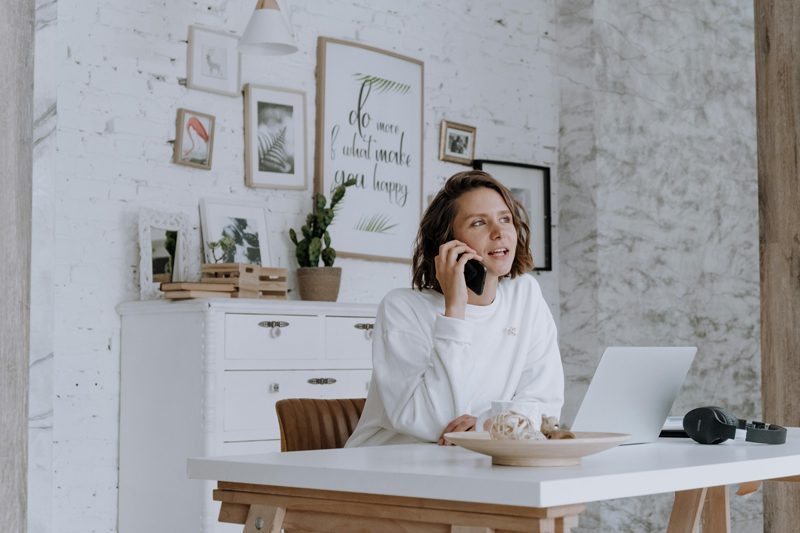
[503,327,517,336]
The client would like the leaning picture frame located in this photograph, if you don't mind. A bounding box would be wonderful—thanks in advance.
[174,108,215,170]
[316,37,424,263]
[138,208,191,299]
[244,84,307,189]
[473,160,552,271]
[199,198,272,266]
[186,25,240,96]
[439,120,476,165]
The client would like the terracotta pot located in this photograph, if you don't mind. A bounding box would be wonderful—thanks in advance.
[296,267,342,302]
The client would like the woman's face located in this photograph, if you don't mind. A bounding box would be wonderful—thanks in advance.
[451,187,518,278]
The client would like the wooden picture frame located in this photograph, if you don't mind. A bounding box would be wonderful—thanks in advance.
[244,84,307,190]
[174,108,215,170]
[473,160,552,271]
[439,120,476,165]
[315,37,424,263]
[138,208,191,299]
[186,25,240,97]
[199,198,272,266]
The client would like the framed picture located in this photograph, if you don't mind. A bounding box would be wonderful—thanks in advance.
[244,84,307,189]
[473,160,552,271]
[186,25,240,96]
[199,198,272,266]
[439,120,476,165]
[174,108,215,170]
[138,208,191,299]
[316,37,424,263]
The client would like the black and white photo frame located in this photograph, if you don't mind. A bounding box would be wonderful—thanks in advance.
[138,208,191,299]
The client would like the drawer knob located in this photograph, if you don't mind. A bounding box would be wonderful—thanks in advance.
[307,377,337,385]
[269,383,280,393]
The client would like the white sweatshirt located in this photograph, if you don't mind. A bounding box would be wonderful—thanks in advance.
[345,274,564,447]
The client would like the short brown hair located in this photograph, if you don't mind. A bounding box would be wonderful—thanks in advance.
[411,170,533,291]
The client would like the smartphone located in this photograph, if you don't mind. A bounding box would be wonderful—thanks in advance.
[463,258,487,296]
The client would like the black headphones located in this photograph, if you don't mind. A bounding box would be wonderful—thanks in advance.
[683,406,787,445]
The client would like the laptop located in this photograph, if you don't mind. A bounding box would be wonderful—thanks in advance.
[569,346,697,444]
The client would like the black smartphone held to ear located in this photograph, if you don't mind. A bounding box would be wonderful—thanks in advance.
[463,258,487,295]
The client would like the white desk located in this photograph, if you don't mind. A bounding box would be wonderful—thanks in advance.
[188,429,800,533]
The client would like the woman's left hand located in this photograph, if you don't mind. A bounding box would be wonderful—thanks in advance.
[437,414,477,445]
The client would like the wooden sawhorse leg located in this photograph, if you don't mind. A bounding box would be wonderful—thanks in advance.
[667,486,730,533]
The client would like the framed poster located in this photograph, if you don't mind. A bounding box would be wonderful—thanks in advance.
[244,84,307,189]
[316,37,423,263]
[186,25,240,97]
[473,160,552,271]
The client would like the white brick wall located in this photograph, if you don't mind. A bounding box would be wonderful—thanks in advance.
[32,1,560,531]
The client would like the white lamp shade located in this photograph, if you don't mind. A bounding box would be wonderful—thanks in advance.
[238,7,297,55]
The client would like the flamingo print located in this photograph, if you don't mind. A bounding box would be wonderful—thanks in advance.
[183,116,209,159]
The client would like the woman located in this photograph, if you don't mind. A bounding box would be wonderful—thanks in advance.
[346,170,564,447]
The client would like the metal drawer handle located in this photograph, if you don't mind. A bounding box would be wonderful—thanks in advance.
[269,383,280,393]
[259,320,289,328]
[307,377,337,385]
[259,320,289,338]
[354,323,374,330]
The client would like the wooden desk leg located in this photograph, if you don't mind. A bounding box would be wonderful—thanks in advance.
[243,504,285,533]
[702,486,731,533]
[667,488,707,533]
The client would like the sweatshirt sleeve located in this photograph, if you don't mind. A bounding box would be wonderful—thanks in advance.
[371,293,479,442]
[512,283,565,420]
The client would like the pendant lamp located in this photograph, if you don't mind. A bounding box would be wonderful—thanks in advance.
[239,0,298,55]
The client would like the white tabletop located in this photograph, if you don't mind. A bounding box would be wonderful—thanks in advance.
[188,429,800,508]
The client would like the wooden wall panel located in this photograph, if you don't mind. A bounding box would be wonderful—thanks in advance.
[0,0,34,531]
[754,1,800,531]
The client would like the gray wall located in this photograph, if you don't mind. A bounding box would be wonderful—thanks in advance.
[557,0,761,531]
[1,0,34,531]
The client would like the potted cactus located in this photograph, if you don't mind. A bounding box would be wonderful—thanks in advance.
[288,178,356,301]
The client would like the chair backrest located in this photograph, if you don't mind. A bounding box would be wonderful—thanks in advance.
[275,398,366,452]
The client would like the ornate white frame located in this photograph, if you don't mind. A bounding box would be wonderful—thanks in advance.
[138,208,191,299]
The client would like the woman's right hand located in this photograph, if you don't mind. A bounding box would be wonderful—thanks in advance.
[435,240,482,319]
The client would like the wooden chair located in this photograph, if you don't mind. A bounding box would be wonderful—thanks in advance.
[274,398,366,452]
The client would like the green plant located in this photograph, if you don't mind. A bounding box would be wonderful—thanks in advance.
[289,178,357,267]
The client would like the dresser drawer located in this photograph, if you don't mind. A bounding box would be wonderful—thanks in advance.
[325,316,375,360]
[224,314,324,360]
[222,369,371,441]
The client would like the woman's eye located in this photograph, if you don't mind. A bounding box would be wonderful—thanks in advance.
[500,216,512,223]
[471,219,485,226]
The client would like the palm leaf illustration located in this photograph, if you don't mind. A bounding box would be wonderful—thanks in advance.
[258,127,293,173]
[353,73,411,95]
[354,213,398,234]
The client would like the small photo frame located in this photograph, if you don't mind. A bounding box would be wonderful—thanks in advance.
[244,84,307,189]
[473,160,552,271]
[186,25,240,96]
[199,198,272,266]
[174,108,215,170]
[138,208,191,299]
[439,120,476,165]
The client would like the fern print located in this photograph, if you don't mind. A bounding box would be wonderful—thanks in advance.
[258,127,294,173]
[354,213,398,234]
[353,73,411,95]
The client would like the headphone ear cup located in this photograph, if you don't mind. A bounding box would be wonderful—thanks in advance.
[683,406,736,444]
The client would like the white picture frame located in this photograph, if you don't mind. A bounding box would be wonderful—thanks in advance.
[316,37,424,263]
[244,84,307,189]
[199,198,272,266]
[138,208,191,299]
[187,25,240,97]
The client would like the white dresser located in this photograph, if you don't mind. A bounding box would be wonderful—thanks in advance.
[117,299,377,533]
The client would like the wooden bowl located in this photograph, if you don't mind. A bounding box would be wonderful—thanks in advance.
[444,431,630,466]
